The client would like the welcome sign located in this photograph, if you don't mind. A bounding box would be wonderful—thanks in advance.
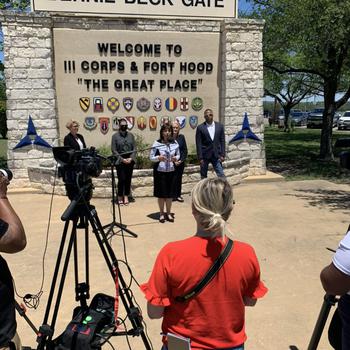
[31,0,236,18]
[53,29,220,147]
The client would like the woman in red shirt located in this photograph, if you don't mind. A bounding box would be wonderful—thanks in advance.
[141,178,267,350]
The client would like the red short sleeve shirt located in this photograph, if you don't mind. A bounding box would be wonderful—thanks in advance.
[140,236,268,349]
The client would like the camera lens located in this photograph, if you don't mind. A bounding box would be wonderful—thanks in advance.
[0,168,13,181]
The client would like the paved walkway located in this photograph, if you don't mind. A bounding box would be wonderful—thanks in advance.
[5,178,350,349]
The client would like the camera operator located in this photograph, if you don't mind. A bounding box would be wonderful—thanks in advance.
[0,173,26,350]
[320,230,350,349]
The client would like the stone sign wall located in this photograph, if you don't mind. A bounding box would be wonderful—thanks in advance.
[53,29,220,149]
[1,11,265,193]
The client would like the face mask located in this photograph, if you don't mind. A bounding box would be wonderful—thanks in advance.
[120,125,127,132]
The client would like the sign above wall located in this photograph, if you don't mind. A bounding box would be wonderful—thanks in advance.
[31,0,236,18]
[53,29,220,148]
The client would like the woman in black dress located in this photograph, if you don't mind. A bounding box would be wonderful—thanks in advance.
[172,121,188,202]
[150,124,180,223]
[63,120,86,150]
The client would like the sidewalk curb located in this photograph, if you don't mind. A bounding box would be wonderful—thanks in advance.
[243,171,285,183]
[8,187,43,195]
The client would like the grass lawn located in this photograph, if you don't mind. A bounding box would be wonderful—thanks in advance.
[0,138,7,168]
[265,127,350,183]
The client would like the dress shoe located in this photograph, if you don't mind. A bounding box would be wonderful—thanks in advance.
[166,213,175,222]
[159,214,165,223]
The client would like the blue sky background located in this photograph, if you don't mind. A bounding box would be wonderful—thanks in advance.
[239,0,253,13]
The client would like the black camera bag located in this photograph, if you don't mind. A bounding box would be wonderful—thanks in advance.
[54,293,115,350]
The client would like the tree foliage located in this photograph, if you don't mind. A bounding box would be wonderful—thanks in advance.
[264,69,319,131]
[0,104,6,138]
[253,0,350,159]
[0,0,30,10]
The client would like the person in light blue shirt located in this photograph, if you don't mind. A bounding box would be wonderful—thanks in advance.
[150,124,180,223]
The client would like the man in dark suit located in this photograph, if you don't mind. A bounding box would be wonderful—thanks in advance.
[195,109,225,179]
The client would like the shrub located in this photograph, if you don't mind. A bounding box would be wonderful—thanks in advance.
[134,134,152,169]
[0,104,7,139]
[97,135,153,170]
[186,144,199,165]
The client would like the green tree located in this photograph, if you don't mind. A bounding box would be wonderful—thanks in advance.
[253,0,350,159]
[264,69,318,131]
[0,0,30,10]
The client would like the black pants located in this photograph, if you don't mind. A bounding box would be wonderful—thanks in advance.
[338,294,350,350]
[116,162,134,197]
[173,162,185,198]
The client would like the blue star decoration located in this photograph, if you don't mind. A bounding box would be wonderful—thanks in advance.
[14,115,52,149]
[229,113,262,144]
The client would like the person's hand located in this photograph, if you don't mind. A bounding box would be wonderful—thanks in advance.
[20,303,27,314]
[0,174,9,198]
[174,160,181,166]
[158,155,166,162]
[220,156,225,162]
[200,159,204,166]
[171,156,178,162]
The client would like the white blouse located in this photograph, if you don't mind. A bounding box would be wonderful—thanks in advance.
[149,140,180,172]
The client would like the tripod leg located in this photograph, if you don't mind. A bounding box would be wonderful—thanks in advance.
[308,294,337,350]
[37,218,79,349]
[87,206,152,350]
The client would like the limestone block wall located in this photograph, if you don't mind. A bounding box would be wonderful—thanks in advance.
[1,13,56,186]
[221,19,266,175]
[27,157,250,198]
[1,11,265,191]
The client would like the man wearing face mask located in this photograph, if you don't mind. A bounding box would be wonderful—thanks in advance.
[111,118,136,205]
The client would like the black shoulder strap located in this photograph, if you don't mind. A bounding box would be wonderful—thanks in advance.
[175,239,233,302]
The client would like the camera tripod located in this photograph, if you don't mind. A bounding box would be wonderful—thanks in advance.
[36,183,152,350]
[307,294,338,350]
[103,155,137,239]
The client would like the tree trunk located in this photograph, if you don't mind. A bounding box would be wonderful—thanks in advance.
[320,79,337,160]
[283,105,292,132]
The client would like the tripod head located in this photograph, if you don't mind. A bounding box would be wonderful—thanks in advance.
[53,146,103,201]
[61,182,94,221]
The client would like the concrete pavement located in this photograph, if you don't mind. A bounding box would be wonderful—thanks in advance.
[4,178,350,349]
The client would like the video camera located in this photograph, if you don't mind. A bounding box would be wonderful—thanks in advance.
[53,147,103,201]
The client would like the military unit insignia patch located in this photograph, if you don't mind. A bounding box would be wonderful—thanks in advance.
[107,97,120,113]
[137,98,150,112]
[192,97,203,111]
[79,97,90,112]
[93,97,104,113]
[125,116,135,130]
[83,117,97,130]
[176,116,186,129]
[99,117,109,134]
[180,97,189,111]
[112,117,119,131]
[160,116,172,126]
[165,97,177,111]
[123,97,133,112]
[189,115,198,129]
[153,97,162,112]
[79,96,205,134]
[137,116,147,130]
[149,116,157,130]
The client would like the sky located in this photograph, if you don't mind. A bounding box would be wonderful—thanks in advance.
[238,0,253,13]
